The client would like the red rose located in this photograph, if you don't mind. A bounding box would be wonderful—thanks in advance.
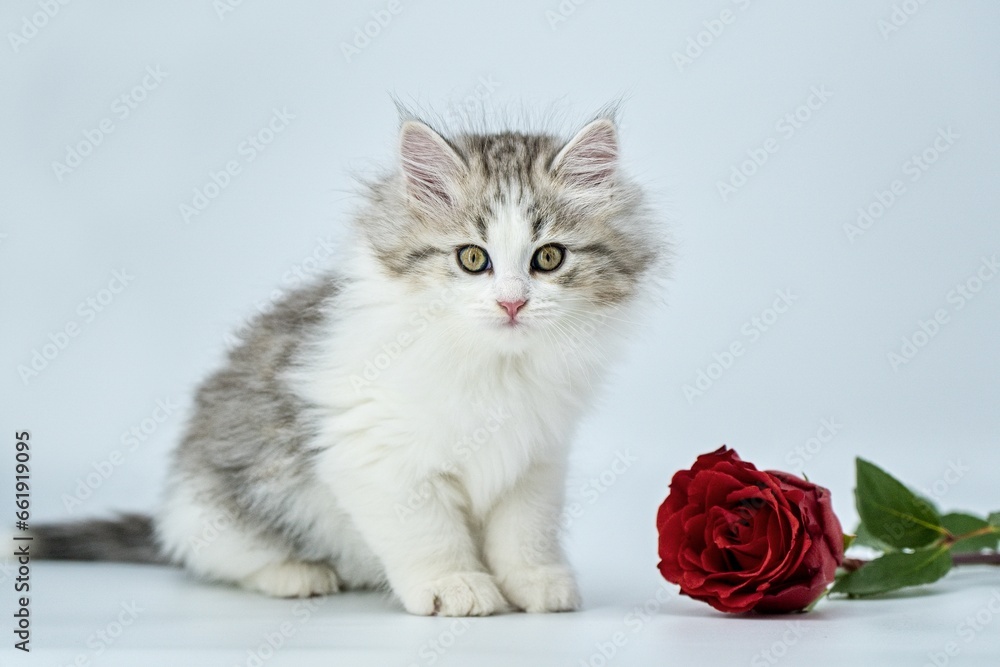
[656,446,844,613]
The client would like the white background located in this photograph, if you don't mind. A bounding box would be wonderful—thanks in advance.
[2,0,998,665]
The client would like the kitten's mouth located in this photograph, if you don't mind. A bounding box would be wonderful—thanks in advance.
[497,316,527,330]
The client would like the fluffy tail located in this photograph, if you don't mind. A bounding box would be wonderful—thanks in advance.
[30,513,170,565]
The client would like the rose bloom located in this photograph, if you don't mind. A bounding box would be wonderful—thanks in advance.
[656,446,843,613]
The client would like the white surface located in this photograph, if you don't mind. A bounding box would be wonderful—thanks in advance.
[2,0,999,664]
[3,562,1000,666]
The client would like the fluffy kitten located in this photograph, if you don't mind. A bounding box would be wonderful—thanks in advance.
[33,112,667,616]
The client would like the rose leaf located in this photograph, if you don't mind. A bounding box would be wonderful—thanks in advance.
[830,547,952,597]
[855,458,944,550]
[853,521,897,553]
[941,512,1000,553]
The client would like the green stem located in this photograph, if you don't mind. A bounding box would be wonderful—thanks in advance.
[944,525,1000,546]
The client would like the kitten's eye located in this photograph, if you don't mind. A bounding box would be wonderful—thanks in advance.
[457,245,491,273]
[531,244,565,272]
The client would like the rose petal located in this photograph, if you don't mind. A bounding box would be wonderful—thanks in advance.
[657,447,845,614]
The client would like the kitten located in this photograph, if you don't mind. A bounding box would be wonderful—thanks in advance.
[32,111,667,616]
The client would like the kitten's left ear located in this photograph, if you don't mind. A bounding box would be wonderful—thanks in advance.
[399,120,466,209]
[552,118,619,189]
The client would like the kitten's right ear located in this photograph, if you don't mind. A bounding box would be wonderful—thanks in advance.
[552,118,619,190]
[399,121,466,209]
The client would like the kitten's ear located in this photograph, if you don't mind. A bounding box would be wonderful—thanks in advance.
[399,120,466,208]
[552,118,619,189]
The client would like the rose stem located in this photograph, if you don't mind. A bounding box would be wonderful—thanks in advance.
[952,553,1000,566]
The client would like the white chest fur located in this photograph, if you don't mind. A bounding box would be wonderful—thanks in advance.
[296,288,601,519]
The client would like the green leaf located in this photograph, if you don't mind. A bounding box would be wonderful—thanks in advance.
[988,512,1000,529]
[831,547,952,597]
[915,493,941,515]
[853,521,897,553]
[842,534,856,552]
[942,512,1000,553]
[854,458,944,549]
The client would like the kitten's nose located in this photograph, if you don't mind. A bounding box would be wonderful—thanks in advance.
[498,299,526,318]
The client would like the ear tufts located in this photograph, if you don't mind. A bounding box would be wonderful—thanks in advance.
[399,121,466,208]
[552,118,619,190]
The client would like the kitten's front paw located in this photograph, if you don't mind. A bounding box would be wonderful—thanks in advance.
[498,565,581,613]
[402,572,510,617]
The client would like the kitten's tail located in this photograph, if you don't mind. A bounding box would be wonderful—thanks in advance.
[27,513,170,565]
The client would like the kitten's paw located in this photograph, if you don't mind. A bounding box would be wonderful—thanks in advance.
[498,565,581,613]
[402,572,510,617]
[242,561,340,598]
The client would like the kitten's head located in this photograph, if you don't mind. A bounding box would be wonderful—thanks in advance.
[357,114,666,355]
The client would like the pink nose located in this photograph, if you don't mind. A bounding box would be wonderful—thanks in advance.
[498,300,525,318]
